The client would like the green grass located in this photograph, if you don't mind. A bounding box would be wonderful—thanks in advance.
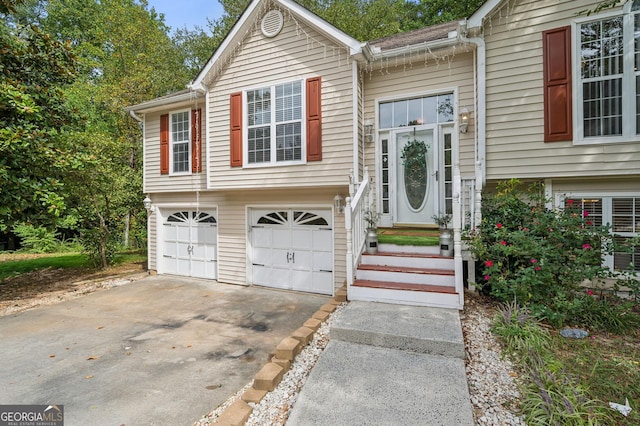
[112,250,147,265]
[376,228,440,246]
[492,302,640,425]
[377,233,440,246]
[0,253,91,280]
[553,333,640,426]
[0,249,147,280]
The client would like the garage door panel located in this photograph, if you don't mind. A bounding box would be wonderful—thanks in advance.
[253,228,272,248]
[312,230,332,250]
[161,210,217,279]
[253,265,269,285]
[193,225,216,244]
[291,250,312,271]
[291,229,312,249]
[177,242,191,258]
[272,228,291,249]
[312,271,333,294]
[253,247,272,265]
[251,208,333,295]
[176,225,191,241]
[164,224,177,240]
[271,249,291,269]
[291,270,313,292]
[164,243,177,257]
[314,251,333,270]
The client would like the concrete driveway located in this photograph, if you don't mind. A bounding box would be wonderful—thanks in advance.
[0,275,329,426]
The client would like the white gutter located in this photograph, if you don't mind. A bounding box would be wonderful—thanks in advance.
[363,36,460,62]
[126,91,204,114]
[459,22,486,188]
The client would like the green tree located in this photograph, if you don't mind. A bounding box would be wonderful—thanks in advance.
[0,2,81,231]
[39,0,189,266]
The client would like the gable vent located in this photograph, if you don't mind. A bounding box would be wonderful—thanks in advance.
[261,9,284,38]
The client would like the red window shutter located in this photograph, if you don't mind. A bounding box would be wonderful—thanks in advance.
[191,108,202,173]
[160,114,169,174]
[230,92,243,167]
[306,77,322,161]
[543,26,572,142]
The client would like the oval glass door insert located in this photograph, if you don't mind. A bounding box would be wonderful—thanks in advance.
[402,141,428,210]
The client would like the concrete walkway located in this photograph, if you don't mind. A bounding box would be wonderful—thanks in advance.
[287,301,474,425]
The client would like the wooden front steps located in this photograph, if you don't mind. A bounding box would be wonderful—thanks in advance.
[348,244,461,309]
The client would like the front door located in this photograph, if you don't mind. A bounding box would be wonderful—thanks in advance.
[393,127,438,225]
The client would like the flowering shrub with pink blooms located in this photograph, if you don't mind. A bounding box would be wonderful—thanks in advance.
[468,179,640,330]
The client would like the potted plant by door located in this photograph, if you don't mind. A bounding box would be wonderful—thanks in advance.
[432,213,453,257]
[364,209,379,254]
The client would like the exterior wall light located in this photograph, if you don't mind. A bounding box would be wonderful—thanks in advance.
[364,119,374,143]
[459,107,470,134]
[334,194,345,213]
[143,195,154,212]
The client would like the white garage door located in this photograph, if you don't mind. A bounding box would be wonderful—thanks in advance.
[162,210,217,279]
[251,209,333,295]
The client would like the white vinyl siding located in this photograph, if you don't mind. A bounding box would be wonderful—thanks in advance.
[483,0,640,180]
[208,17,354,190]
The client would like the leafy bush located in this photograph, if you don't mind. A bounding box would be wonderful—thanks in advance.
[81,227,118,268]
[12,223,60,253]
[469,179,639,331]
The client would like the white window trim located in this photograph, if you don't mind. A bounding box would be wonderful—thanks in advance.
[556,191,640,271]
[169,109,192,175]
[242,79,307,168]
[572,3,640,145]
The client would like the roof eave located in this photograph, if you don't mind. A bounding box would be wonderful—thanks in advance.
[365,33,462,62]
[467,0,503,29]
[189,0,362,91]
[126,91,204,114]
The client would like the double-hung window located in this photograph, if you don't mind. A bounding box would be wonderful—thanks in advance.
[159,108,201,175]
[564,196,640,272]
[575,1,640,142]
[246,80,303,165]
[171,111,191,173]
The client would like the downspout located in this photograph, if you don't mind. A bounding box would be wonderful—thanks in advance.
[129,109,143,124]
[352,60,360,184]
[459,22,486,189]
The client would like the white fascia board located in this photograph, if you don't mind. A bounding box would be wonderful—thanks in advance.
[467,0,503,29]
[190,0,362,91]
[127,92,204,114]
[277,0,362,54]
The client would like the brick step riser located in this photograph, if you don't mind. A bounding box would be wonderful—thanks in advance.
[360,255,454,270]
[355,269,456,286]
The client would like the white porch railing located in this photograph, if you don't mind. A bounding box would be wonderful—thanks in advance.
[346,167,372,287]
[452,165,464,308]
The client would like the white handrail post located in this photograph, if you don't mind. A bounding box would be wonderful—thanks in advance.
[345,196,353,289]
[453,165,464,309]
[474,160,483,229]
